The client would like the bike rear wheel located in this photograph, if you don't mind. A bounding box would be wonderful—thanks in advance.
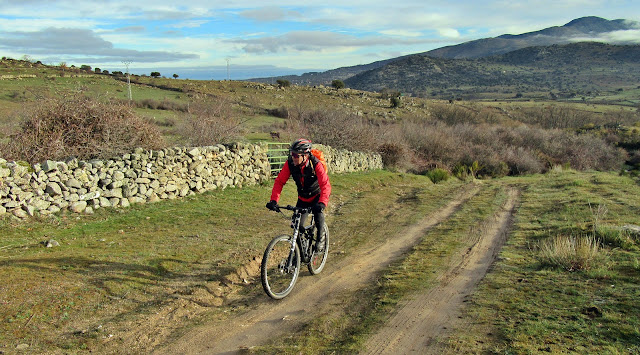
[261,235,301,299]
[308,224,329,275]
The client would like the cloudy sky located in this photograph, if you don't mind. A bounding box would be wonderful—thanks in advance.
[1,0,639,80]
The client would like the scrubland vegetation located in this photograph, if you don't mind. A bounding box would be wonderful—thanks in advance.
[1,57,639,184]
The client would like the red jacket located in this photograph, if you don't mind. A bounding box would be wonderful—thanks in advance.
[270,155,331,206]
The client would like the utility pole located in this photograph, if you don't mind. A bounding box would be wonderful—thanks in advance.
[225,58,230,81]
[122,60,132,100]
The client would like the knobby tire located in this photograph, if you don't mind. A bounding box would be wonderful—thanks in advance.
[308,223,329,275]
[261,235,301,300]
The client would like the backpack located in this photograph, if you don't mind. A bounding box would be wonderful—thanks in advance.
[311,148,328,173]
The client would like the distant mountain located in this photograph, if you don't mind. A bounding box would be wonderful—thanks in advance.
[246,16,639,87]
[343,42,640,98]
[426,16,639,59]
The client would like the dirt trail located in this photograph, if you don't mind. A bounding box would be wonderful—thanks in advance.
[361,188,519,354]
[156,185,517,354]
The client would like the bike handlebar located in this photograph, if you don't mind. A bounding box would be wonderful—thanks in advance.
[269,204,312,214]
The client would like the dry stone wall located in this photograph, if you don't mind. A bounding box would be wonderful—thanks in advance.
[0,143,382,218]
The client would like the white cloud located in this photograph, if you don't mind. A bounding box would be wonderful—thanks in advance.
[231,30,441,55]
[0,27,198,63]
[379,30,423,37]
[0,1,638,76]
[438,28,461,39]
[571,29,640,44]
[240,6,303,22]
[170,20,211,29]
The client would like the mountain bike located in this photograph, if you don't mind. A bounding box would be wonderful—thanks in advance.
[261,204,330,299]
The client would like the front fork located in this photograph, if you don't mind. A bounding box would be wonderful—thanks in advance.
[285,213,302,271]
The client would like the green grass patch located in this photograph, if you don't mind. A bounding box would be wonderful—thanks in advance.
[444,171,640,354]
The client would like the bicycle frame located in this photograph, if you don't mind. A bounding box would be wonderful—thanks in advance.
[262,203,329,299]
[283,206,314,266]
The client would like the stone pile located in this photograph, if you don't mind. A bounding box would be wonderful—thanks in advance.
[0,142,383,219]
[0,143,270,218]
[315,144,383,173]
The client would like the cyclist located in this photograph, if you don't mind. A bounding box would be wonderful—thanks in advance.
[266,138,331,252]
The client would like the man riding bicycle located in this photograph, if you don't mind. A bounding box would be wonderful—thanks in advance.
[266,139,331,252]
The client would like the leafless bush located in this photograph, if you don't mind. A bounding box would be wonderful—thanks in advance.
[378,141,410,171]
[374,124,415,171]
[261,100,627,177]
[178,97,244,145]
[517,105,589,129]
[512,105,639,130]
[502,146,544,175]
[128,98,189,112]
[429,102,481,125]
[0,95,165,163]
[296,109,380,152]
[548,133,627,171]
[267,106,290,119]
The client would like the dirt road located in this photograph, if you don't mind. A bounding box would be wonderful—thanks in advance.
[361,188,519,354]
[154,186,518,354]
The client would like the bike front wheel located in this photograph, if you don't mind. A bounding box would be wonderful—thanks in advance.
[261,235,301,299]
[308,223,329,275]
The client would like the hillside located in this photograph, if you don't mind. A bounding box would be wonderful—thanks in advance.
[344,42,640,101]
[247,16,640,100]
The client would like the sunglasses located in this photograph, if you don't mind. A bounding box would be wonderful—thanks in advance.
[291,152,306,158]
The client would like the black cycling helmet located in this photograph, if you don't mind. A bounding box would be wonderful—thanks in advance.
[290,138,312,154]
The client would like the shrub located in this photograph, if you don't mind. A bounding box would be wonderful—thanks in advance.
[276,79,290,88]
[430,102,479,125]
[453,163,470,180]
[179,98,243,145]
[300,109,380,152]
[538,235,606,271]
[379,88,400,99]
[426,168,450,184]
[378,141,410,171]
[390,96,401,108]
[503,146,544,175]
[0,95,165,163]
[267,106,289,119]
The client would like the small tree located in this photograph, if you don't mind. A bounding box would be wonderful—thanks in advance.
[150,71,161,78]
[80,64,92,72]
[94,68,101,74]
[173,73,179,79]
[331,79,345,90]
[390,96,402,108]
[276,79,291,88]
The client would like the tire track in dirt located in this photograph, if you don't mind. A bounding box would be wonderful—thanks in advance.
[156,185,482,354]
[361,188,519,355]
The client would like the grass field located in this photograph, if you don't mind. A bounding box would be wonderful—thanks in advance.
[1,169,639,353]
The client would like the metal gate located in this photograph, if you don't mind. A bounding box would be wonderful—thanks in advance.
[267,142,289,177]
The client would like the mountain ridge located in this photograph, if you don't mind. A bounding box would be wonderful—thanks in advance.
[342,42,640,98]
[247,16,640,90]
